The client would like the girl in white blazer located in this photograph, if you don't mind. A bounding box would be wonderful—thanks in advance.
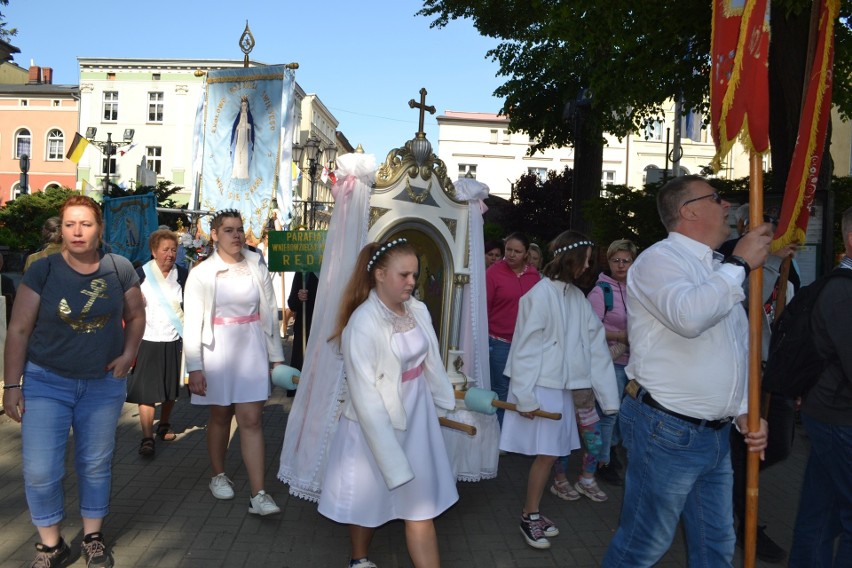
[319,239,457,568]
[500,230,618,551]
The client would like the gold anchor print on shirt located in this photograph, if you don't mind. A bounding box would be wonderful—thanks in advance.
[58,278,111,333]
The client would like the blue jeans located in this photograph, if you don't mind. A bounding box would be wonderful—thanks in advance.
[488,337,511,427]
[602,396,736,567]
[21,362,127,527]
[596,363,628,464]
[789,413,852,567]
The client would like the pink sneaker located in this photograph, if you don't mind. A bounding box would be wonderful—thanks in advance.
[549,479,581,501]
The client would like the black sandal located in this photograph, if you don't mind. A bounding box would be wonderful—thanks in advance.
[139,437,155,456]
[156,423,176,441]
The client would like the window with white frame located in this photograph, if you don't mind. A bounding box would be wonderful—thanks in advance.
[148,92,164,122]
[15,128,32,158]
[644,120,664,142]
[12,182,24,199]
[490,129,498,144]
[146,146,162,174]
[528,167,547,182]
[602,170,616,186]
[103,91,118,121]
[502,129,510,144]
[19,99,27,107]
[46,129,64,161]
[459,164,477,179]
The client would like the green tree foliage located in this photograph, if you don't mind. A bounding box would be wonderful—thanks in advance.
[418,1,852,237]
[510,167,573,244]
[0,186,75,251]
[0,0,17,42]
[418,0,852,146]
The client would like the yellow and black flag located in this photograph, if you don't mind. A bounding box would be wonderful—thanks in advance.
[65,132,89,163]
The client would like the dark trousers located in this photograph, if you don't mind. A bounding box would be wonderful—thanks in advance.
[730,393,796,524]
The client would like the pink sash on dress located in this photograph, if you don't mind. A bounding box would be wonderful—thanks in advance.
[401,363,424,383]
[212,313,260,325]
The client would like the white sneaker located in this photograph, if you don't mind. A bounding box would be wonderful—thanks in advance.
[248,490,281,516]
[348,559,378,568]
[209,473,234,500]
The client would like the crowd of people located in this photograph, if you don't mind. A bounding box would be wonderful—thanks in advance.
[1,176,851,567]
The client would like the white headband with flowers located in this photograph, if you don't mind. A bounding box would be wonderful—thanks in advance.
[367,238,408,272]
[554,240,594,257]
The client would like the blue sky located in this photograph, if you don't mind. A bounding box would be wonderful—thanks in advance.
[6,0,505,156]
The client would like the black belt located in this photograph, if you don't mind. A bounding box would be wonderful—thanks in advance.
[625,380,732,430]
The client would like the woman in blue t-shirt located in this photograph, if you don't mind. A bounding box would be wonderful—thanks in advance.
[2,195,145,568]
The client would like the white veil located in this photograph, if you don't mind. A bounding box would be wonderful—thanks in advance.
[278,152,375,501]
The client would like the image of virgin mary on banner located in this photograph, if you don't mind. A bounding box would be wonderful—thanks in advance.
[198,65,296,244]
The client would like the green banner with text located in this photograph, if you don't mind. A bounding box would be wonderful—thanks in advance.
[267,230,326,272]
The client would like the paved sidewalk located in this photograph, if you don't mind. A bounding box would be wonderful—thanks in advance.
[0,384,809,568]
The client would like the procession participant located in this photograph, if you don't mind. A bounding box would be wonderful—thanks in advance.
[184,209,284,515]
[23,216,62,273]
[484,239,504,269]
[788,206,852,566]
[486,232,540,426]
[587,238,638,486]
[126,228,188,456]
[319,238,457,568]
[501,231,619,549]
[602,175,771,566]
[3,195,145,568]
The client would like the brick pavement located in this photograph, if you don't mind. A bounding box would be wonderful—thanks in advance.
[0,383,809,568]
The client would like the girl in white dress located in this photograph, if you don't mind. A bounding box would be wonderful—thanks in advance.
[500,230,619,550]
[184,209,285,516]
[320,238,458,568]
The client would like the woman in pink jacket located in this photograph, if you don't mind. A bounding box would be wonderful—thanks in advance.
[586,239,637,485]
[486,232,540,427]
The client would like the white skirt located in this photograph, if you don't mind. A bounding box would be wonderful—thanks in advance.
[499,385,580,457]
[191,274,270,406]
[318,372,459,526]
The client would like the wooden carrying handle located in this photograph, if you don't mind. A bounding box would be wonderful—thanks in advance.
[282,372,476,435]
[438,417,477,435]
[491,399,562,420]
[453,389,562,420]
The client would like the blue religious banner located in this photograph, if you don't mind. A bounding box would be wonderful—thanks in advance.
[197,65,297,244]
[103,193,159,265]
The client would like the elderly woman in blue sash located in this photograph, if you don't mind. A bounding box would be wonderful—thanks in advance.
[126,229,188,456]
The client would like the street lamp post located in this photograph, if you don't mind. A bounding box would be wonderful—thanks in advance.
[84,127,135,197]
[292,136,337,230]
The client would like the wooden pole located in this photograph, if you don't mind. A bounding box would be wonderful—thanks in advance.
[301,271,308,357]
[744,153,765,568]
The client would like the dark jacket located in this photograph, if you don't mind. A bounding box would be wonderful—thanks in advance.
[287,272,318,370]
[805,271,852,425]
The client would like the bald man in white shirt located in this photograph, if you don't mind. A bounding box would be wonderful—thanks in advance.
[602,175,771,567]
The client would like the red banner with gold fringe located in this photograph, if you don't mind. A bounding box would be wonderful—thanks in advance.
[710,0,771,171]
[772,0,839,250]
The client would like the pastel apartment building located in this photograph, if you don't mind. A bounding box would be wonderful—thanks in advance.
[0,64,79,203]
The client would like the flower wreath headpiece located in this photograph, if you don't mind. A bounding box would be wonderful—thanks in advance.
[554,240,594,257]
[212,208,241,223]
[367,238,408,272]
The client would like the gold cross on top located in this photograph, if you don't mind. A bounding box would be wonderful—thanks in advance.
[408,88,436,135]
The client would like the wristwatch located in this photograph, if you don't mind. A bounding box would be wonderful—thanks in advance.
[723,255,751,277]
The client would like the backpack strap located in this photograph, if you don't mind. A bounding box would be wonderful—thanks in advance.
[597,281,613,315]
